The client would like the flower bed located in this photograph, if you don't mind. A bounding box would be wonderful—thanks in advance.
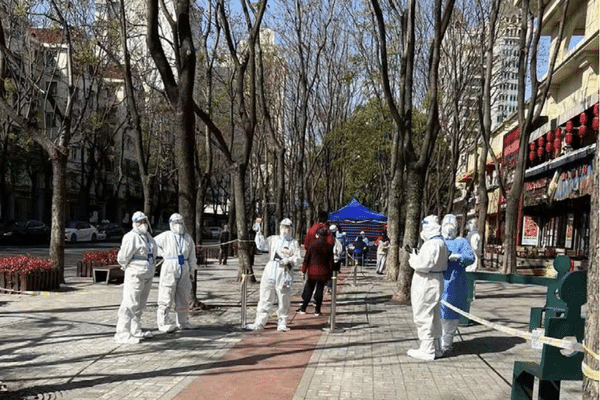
[0,255,59,293]
[77,248,119,277]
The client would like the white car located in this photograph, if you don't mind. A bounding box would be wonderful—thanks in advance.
[65,221,104,242]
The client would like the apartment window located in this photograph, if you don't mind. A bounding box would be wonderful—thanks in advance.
[45,112,56,129]
[46,81,57,97]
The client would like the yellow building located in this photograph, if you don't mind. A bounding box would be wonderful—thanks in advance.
[457,0,599,271]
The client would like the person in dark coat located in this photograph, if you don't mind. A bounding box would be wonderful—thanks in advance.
[304,210,334,250]
[299,227,334,316]
[218,225,230,265]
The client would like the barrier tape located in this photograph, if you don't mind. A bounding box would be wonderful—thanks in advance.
[240,273,253,288]
[582,362,600,381]
[0,287,82,296]
[440,300,583,353]
[199,239,255,248]
[441,300,600,381]
[583,342,600,360]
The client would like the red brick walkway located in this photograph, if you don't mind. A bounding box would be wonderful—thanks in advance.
[175,270,349,400]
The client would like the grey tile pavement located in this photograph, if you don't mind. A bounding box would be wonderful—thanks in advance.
[294,268,583,400]
[0,252,584,399]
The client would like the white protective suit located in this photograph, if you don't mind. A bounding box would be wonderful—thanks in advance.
[466,220,481,272]
[245,218,301,332]
[115,211,157,344]
[154,213,198,332]
[407,215,449,360]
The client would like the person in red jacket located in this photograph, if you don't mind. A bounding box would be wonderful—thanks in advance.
[299,227,334,316]
[304,210,335,250]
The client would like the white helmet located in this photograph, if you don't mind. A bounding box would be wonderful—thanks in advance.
[169,213,184,223]
[280,218,293,226]
[132,211,148,223]
[169,213,185,235]
[330,224,338,232]
[132,211,151,234]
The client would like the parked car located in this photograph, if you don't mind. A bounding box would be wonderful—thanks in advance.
[96,222,125,241]
[208,226,223,239]
[0,220,50,244]
[65,221,104,243]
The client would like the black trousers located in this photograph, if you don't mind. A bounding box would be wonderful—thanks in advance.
[301,279,326,313]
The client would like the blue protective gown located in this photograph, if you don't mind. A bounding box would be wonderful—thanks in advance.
[440,237,475,320]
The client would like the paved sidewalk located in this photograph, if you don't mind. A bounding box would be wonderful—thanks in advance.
[0,253,583,399]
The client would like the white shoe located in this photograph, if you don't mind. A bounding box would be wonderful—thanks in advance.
[135,330,153,339]
[158,325,176,333]
[277,324,290,332]
[407,348,435,361]
[243,324,263,331]
[115,335,140,344]
[177,322,198,330]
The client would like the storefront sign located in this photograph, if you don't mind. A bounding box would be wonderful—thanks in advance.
[524,176,550,206]
[522,216,539,246]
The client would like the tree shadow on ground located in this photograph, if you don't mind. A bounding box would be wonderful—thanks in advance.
[451,335,526,356]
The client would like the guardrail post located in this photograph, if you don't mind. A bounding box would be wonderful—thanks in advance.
[241,273,248,328]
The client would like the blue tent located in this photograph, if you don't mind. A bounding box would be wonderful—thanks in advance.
[328,199,387,242]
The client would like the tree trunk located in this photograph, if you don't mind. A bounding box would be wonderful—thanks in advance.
[49,149,67,282]
[386,158,403,281]
[232,164,255,282]
[395,167,424,302]
[476,146,488,269]
[275,147,285,232]
[583,148,599,399]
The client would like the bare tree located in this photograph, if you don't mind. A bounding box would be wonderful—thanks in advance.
[501,0,570,274]
[147,0,197,238]
[370,0,456,301]
[0,1,99,280]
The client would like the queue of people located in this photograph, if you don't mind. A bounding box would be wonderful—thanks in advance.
[114,209,481,358]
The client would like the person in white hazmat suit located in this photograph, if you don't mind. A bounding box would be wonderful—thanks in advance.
[244,218,301,332]
[115,211,157,344]
[154,213,198,332]
[465,219,481,272]
[407,215,449,360]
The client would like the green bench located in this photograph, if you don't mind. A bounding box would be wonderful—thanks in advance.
[463,256,586,400]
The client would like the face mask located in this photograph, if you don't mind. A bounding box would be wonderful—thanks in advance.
[442,224,457,239]
[280,226,291,239]
[137,223,148,234]
[172,223,184,235]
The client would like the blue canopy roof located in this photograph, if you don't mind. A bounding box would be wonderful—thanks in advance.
[328,199,387,222]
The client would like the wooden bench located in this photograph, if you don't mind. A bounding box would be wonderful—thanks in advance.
[93,265,124,284]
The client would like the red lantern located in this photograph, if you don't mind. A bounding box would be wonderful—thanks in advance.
[580,112,588,125]
[529,142,536,150]
[537,146,544,157]
[565,131,573,145]
[578,124,588,139]
[566,120,574,132]
[529,150,536,161]
[593,117,599,131]
[555,128,562,141]
[546,130,554,142]
[537,136,545,146]
[594,103,599,116]
[545,142,553,153]
[553,138,562,151]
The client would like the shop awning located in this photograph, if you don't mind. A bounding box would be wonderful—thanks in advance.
[457,170,474,183]
[525,143,596,178]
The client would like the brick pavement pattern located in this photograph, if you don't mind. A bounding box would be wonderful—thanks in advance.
[0,251,583,399]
